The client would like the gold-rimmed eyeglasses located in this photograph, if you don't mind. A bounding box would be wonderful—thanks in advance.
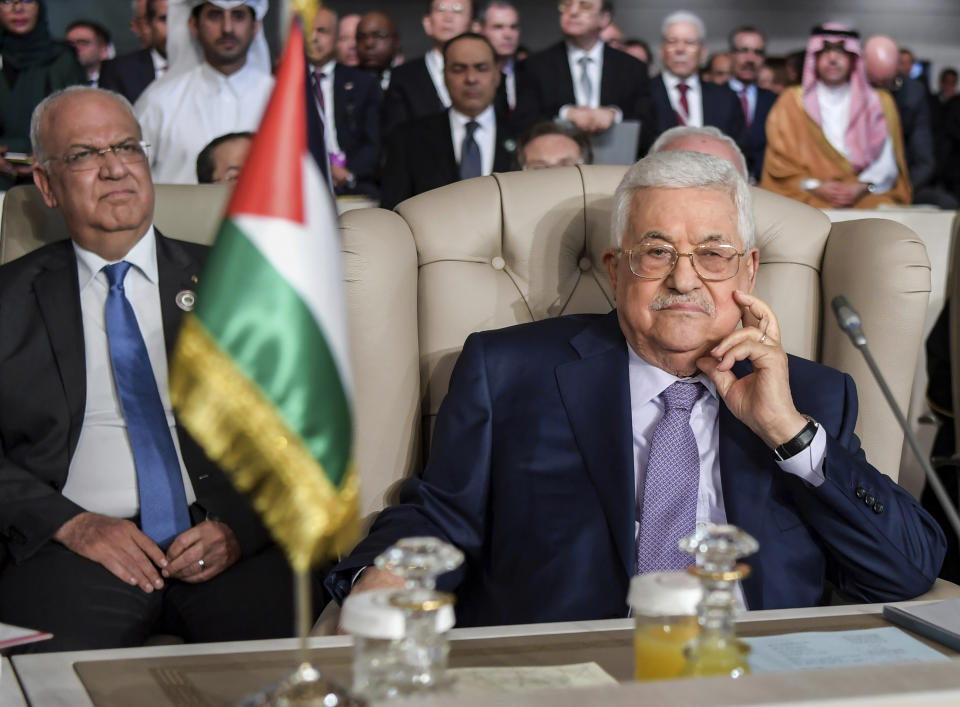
[45,140,150,172]
[618,241,746,281]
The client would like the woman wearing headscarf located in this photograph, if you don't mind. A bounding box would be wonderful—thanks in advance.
[0,0,86,187]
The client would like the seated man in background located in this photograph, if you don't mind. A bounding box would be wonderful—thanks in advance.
[0,87,298,652]
[762,24,911,208]
[327,149,945,626]
[65,20,112,86]
[380,33,514,209]
[863,35,957,208]
[702,52,732,85]
[517,120,592,170]
[196,130,252,183]
[100,0,169,104]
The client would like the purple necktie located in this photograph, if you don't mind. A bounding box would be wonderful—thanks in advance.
[675,82,690,125]
[636,381,703,573]
[740,87,752,127]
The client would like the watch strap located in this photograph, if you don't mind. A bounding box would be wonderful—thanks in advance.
[774,416,819,461]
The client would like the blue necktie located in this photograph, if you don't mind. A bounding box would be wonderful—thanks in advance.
[103,262,190,548]
[460,120,482,180]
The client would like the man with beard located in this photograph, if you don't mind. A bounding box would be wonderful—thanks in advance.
[134,0,272,184]
[762,23,910,207]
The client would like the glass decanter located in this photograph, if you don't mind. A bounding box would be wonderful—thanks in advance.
[374,536,464,692]
[678,524,758,679]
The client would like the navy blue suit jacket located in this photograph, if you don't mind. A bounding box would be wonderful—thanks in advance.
[328,312,945,626]
[98,49,157,104]
[744,85,777,182]
[332,64,381,198]
[650,76,747,154]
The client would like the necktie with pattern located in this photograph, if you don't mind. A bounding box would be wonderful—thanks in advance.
[636,381,703,573]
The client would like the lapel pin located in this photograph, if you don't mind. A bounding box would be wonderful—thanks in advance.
[191,274,199,283]
[345,81,354,90]
[176,290,196,311]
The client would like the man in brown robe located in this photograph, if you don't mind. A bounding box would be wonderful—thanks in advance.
[761,23,911,208]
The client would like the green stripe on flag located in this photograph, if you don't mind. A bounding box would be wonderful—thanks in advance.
[194,220,351,487]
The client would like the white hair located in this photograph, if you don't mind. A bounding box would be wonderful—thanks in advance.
[661,10,706,42]
[649,125,748,178]
[610,150,755,251]
[30,86,139,165]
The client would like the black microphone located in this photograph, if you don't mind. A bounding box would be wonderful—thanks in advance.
[831,295,960,543]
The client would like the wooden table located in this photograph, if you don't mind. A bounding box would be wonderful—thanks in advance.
[10,602,960,706]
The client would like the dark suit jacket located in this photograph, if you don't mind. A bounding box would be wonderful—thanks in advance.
[743,85,777,182]
[513,41,652,141]
[331,64,381,199]
[0,234,271,566]
[892,76,936,190]
[327,312,945,627]
[379,109,515,210]
[381,56,444,138]
[98,48,157,104]
[650,75,747,154]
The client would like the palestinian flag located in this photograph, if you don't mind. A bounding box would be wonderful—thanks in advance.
[170,19,357,573]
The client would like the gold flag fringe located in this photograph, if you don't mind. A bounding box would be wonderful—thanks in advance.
[170,315,359,573]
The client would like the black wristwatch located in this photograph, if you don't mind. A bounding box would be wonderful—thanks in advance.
[774,416,819,461]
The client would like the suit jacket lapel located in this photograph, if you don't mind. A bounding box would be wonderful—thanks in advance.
[550,42,576,106]
[556,311,635,579]
[493,119,513,172]
[33,241,85,453]
[599,45,619,107]
[718,361,772,609]
[441,110,460,182]
[155,231,202,360]
[652,76,679,131]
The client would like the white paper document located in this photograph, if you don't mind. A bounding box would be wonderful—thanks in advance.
[446,662,618,694]
[743,627,950,673]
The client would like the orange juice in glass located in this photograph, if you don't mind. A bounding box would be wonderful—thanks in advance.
[628,572,702,681]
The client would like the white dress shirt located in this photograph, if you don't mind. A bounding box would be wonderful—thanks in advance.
[559,40,623,123]
[449,105,497,176]
[424,48,452,109]
[815,82,898,193]
[150,48,168,80]
[311,60,343,157]
[135,60,274,184]
[628,347,826,609]
[661,70,704,127]
[503,58,517,111]
[62,228,197,518]
[728,78,756,122]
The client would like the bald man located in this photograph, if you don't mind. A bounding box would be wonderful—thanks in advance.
[864,35,954,207]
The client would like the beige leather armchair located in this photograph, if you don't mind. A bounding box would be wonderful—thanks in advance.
[342,165,932,520]
[0,183,230,263]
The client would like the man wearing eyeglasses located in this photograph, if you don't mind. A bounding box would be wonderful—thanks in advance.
[0,87,300,652]
[513,0,650,140]
[382,0,473,136]
[327,149,944,626]
[649,11,745,156]
[727,25,776,182]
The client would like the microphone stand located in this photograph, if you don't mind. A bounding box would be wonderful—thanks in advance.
[832,296,960,543]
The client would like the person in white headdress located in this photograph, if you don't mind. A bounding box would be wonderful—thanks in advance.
[134,0,273,184]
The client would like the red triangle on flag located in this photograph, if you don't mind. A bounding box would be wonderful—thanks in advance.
[226,18,306,225]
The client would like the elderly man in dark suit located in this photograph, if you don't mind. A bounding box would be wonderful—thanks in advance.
[0,86,298,652]
[99,0,168,103]
[513,0,650,139]
[649,11,744,152]
[380,33,513,210]
[328,150,945,626]
[307,6,380,198]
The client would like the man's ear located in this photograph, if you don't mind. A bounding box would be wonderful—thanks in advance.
[32,164,59,209]
[188,14,198,40]
[744,247,759,293]
[253,19,261,37]
[422,15,433,39]
[602,247,620,302]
